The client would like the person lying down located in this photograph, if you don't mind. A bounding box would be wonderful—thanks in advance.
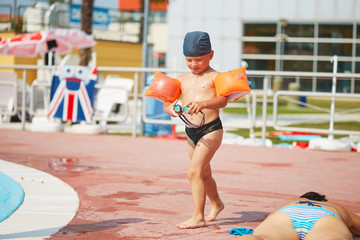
[238,191,360,240]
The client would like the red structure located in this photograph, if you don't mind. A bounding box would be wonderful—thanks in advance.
[118,0,168,11]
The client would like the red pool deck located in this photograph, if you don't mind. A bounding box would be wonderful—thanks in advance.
[0,128,359,240]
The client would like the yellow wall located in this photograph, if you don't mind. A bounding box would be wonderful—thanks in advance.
[0,31,142,85]
[83,40,142,81]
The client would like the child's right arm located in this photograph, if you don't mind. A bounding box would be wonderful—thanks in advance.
[163,101,180,117]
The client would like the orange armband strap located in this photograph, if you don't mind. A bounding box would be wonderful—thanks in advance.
[214,67,251,102]
[144,71,181,103]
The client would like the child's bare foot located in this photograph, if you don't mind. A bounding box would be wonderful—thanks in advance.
[176,217,206,229]
[205,200,224,222]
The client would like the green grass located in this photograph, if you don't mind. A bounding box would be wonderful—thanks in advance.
[109,132,133,136]
[224,96,360,115]
[224,96,360,142]
[226,121,359,145]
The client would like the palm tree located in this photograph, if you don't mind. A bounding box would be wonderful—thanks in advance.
[78,0,167,66]
[79,0,94,66]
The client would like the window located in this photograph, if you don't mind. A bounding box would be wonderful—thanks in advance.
[318,24,353,38]
[317,61,352,73]
[284,43,313,55]
[318,43,352,56]
[241,22,358,93]
[285,24,314,37]
[315,78,351,93]
[246,60,275,71]
[149,11,167,23]
[244,23,276,36]
[317,61,334,73]
[243,42,276,54]
[355,62,360,73]
[283,60,313,71]
[298,78,314,91]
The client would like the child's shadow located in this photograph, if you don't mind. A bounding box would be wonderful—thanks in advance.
[217,211,269,226]
[0,218,147,239]
[58,218,147,234]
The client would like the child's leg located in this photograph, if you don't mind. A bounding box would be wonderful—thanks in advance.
[203,164,224,221]
[177,129,223,229]
[187,137,223,222]
[202,129,224,221]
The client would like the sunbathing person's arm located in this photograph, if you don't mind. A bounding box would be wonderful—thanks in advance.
[347,210,360,236]
[334,202,360,236]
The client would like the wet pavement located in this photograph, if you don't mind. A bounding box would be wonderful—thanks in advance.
[0,129,359,239]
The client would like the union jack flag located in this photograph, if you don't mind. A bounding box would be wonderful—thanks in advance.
[48,65,97,123]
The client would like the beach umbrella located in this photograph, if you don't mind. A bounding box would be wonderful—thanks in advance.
[0,32,46,57]
[0,28,96,58]
[45,28,96,55]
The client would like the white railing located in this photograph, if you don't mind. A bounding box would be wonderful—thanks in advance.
[273,91,360,135]
[271,56,360,145]
[0,64,359,146]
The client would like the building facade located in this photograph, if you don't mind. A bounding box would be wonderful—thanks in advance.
[166,0,360,92]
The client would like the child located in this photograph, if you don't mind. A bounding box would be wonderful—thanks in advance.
[163,31,228,229]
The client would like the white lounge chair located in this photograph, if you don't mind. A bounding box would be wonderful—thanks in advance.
[94,75,134,126]
[0,72,17,123]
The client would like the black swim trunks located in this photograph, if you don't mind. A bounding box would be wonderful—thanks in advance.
[185,117,223,145]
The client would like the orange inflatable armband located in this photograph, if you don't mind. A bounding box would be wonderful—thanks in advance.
[214,67,251,102]
[145,71,181,103]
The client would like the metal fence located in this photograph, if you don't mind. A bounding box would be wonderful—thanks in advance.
[0,64,359,146]
[273,90,360,136]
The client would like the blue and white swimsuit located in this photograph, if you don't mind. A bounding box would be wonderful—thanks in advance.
[278,201,341,240]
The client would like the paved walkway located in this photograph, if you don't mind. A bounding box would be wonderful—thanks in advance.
[0,160,79,240]
[0,129,359,239]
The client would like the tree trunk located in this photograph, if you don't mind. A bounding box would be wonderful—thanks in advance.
[80,0,94,66]
[139,0,144,43]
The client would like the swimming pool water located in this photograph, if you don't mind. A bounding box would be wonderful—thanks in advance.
[0,172,25,222]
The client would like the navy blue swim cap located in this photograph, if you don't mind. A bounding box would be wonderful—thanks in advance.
[183,31,212,57]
